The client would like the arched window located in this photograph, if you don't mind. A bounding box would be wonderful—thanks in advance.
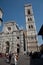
[30,18,32,21]
[6,41,10,53]
[6,41,9,46]
[28,18,29,21]
[17,44,20,54]
[31,25,33,28]
[28,9,30,14]
[29,25,30,29]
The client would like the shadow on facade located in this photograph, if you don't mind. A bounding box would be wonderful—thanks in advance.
[6,41,10,53]
[30,57,43,65]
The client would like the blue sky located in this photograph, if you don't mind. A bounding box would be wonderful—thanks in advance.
[0,0,43,45]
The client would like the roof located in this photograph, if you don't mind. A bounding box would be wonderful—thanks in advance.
[24,4,32,7]
[4,21,19,30]
[4,21,16,24]
[38,24,43,35]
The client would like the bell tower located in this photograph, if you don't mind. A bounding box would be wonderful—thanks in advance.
[24,4,38,52]
[0,8,3,26]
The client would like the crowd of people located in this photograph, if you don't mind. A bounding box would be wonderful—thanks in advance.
[5,52,18,65]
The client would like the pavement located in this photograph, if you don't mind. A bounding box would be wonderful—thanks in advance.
[17,54,43,65]
[17,55,30,65]
[0,55,43,65]
[0,57,10,65]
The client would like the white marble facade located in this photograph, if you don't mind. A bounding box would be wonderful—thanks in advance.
[24,4,38,52]
[0,4,38,54]
[0,22,25,54]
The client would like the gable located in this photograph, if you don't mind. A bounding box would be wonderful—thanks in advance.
[3,21,19,33]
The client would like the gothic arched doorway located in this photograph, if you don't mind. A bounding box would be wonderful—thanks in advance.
[6,41,10,53]
[17,44,20,54]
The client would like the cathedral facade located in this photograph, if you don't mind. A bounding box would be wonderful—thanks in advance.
[0,4,38,54]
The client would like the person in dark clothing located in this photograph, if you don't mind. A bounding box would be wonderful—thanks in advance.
[9,53,12,63]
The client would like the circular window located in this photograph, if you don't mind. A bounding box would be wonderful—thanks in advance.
[8,27,11,30]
